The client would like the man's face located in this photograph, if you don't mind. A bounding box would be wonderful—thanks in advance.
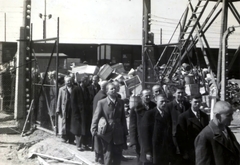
[190,98,201,112]
[219,109,233,127]
[174,89,185,102]
[107,84,116,97]
[153,87,161,97]
[157,96,167,110]
[142,91,151,104]
[65,77,73,87]
[92,77,99,85]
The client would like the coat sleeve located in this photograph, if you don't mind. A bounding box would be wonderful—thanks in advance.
[91,100,102,136]
[194,132,213,165]
[56,88,62,115]
[176,114,188,156]
[129,109,137,146]
[141,111,153,154]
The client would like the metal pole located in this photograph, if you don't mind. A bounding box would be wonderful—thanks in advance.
[160,28,162,45]
[217,0,228,87]
[221,26,235,101]
[4,13,6,41]
[55,17,59,135]
[43,0,46,39]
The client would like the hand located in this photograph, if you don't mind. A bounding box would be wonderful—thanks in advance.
[146,153,153,162]
[183,153,189,160]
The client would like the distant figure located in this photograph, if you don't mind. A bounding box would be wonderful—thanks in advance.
[152,85,162,102]
[91,83,128,165]
[176,93,209,165]
[56,76,75,144]
[88,75,101,102]
[195,101,240,165]
[141,94,175,165]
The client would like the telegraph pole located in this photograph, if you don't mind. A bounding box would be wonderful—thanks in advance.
[14,0,31,126]
[39,0,52,40]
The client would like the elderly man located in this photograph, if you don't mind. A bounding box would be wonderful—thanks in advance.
[195,101,240,165]
[56,76,75,144]
[71,75,91,151]
[152,85,162,102]
[141,89,156,111]
[129,95,148,165]
[88,75,101,102]
[176,93,209,165]
[141,94,175,165]
[91,82,128,165]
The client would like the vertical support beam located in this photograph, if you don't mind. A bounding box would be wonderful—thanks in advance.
[55,17,59,135]
[4,13,6,42]
[14,0,31,126]
[142,0,151,89]
[221,26,235,101]
[217,0,228,87]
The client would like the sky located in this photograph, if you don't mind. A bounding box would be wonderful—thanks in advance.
[0,0,240,48]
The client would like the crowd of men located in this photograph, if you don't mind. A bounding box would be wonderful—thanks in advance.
[55,72,240,165]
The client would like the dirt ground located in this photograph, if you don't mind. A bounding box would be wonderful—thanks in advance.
[1,112,240,165]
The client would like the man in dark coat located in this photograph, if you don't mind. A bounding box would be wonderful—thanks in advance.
[92,80,108,164]
[165,85,191,164]
[195,101,240,165]
[176,93,209,165]
[88,75,101,103]
[141,94,174,165]
[129,95,146,164]
[91,83,128,165]
[141,89,156,111]
[71,75,91,151]
[56,76,75,144]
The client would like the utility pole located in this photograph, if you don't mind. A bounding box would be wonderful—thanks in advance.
[142,0,156,89]
[14,0,31,126]
[39,0,52,40]
[4,13,6,41]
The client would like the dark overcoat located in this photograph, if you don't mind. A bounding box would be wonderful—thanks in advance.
[141,108,175,165]
[88,84,100,103]
[166,99,191,152]
[91,97,128,145]
[129,105,147,147]
[92,90,107,154]
[70,86,90,135]
[195,120,240,165]
[176,109,209,164]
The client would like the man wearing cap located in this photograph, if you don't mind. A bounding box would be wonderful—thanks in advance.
[195,101,240,165]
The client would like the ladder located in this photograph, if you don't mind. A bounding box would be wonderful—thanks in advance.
[160,0,209,81]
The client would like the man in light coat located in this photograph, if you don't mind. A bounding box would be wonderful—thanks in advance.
[91,83,128,165]
[56,76,75,144]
